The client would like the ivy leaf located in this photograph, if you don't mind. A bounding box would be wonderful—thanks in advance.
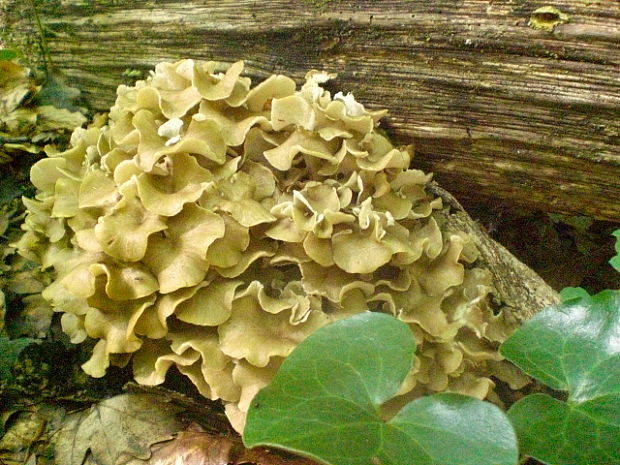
[610,229,620,272]
[558,286,589,303]
[244,313,518,465]
[500,290,620,465]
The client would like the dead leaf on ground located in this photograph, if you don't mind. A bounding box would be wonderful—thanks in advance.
[135,423,235,465]
[0,410,45,464]
[237,446,320,465]
[0,60,35,115]
[53,393,184,465]
[137,422,318,465]
[0,405,64,465]
[36,105,87,132]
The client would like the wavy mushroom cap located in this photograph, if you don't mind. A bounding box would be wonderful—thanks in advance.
[18,60,528,433]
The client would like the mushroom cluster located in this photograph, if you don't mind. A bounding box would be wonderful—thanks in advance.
[17,60,527,431]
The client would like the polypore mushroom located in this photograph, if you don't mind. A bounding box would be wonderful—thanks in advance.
[18,59,523,432]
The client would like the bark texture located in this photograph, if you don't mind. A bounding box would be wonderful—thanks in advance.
[430,183,559,321]
[2,0,619,221]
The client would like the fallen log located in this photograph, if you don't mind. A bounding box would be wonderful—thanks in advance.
[2,0,618,220]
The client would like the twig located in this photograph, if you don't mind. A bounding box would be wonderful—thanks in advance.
[26,0,52,73]
[0,136,31,144]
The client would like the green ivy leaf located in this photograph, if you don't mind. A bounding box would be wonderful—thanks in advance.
[500,290,620,465]
[610,230,620,272]
[244,313,518,465]
[558,286,589,303]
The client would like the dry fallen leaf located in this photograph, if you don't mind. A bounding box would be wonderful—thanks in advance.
[138,422,318,465]
[54,394,184,465]
[236,447,320,465]
[0,60,35,115]
[143,423,235,465]
[0,405,64,465]
[0,410,46,465]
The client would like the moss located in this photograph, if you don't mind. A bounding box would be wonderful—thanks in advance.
[0,1,40,67]
[0,339,132,404]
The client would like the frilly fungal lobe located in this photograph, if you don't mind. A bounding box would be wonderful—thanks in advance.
[17,60,526,432]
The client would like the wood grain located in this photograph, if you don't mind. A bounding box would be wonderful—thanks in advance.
[2,0,619,220]
[429,182,559,321]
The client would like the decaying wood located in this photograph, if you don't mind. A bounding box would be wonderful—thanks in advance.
[429,182,559,321]
[2,0,618,220]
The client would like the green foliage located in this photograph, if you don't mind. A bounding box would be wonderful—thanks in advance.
[0,336,38,381]
[558,286,589,303]
[610,229,620,272]
[500,290,620,465]
[244,313,518,465]
[122,68,143,79]
[0,50,17,60]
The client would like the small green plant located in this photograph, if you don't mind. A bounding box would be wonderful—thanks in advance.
[610,229,620,272]
[500,293,620,464]
[0,50,18,60]
[244,312,518,465]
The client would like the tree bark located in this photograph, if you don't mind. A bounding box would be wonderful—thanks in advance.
[429,183,559,321]
[2,0,619,221]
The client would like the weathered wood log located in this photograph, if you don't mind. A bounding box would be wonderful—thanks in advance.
[429,182,559,321]
[2,0,619,221]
